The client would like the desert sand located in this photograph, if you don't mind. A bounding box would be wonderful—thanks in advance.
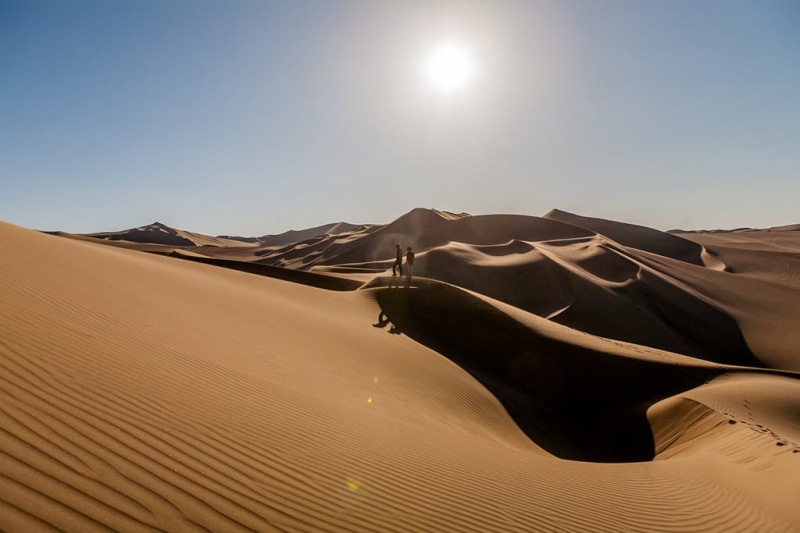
[2,208,799,532]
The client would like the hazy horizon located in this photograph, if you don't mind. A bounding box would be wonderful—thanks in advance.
[2,0,799,235]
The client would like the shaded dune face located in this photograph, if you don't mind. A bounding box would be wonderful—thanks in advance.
[422,237,760,366]
[367,280,748,463]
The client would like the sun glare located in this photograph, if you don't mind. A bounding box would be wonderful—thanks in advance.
[426,43,474,93]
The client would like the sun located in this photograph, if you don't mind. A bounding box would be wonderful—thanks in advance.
[425,43,474,93]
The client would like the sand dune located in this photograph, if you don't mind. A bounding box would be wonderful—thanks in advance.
[544,209,707,266]
[2,209,800,531]
[84,221,256,248]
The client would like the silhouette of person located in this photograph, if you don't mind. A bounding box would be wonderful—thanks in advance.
[392,244,403,277]
[405,247,415,279]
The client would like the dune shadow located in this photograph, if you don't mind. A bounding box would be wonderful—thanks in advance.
[372,281,720,463]
[163,253,364,291]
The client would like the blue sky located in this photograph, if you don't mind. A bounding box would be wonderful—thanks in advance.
[2,0,798,235]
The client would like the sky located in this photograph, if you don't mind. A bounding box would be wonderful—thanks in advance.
[1,0,799,236]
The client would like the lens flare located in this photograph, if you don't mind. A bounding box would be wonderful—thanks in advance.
[346,478,361,492]
[341,476,364,507]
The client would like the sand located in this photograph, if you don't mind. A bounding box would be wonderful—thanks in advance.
[2,208,799,532]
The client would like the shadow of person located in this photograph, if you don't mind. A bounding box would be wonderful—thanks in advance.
[373,311,391,328]
[373,310,403,334]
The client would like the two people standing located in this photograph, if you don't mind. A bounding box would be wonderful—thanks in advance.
[405,246,415,278]
[392,244,403,277]
[392,243,415,279]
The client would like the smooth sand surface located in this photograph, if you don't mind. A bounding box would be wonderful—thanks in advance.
[3,209,799,531]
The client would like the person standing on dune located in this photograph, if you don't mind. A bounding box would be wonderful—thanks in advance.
[405,247,415,279]
[392,244,403,277]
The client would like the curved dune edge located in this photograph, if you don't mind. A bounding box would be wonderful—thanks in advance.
[363,277,796,462]
[2,221,800,531]
[649,373,800,524]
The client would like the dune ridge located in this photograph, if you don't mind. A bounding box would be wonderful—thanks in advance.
[66,208,799,370]
[3,208,800,531]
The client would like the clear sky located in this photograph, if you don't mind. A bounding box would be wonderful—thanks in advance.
[2,0,798,235]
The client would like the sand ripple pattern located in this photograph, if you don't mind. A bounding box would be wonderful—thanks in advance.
[2,219,800,531]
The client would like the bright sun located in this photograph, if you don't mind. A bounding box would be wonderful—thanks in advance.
[425,43,474,93]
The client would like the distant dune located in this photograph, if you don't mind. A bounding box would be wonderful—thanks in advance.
[3,208,800,531]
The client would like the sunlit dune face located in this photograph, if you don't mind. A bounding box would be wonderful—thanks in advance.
[425,43,474,93]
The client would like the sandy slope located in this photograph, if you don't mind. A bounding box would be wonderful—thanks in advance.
[2,214,800,532]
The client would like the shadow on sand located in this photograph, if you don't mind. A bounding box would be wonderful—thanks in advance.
[370,279,722,463]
